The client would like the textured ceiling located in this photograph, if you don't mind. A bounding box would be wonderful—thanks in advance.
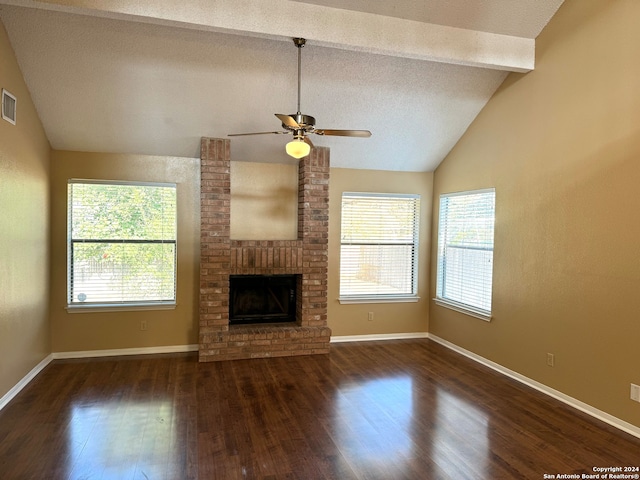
[0,1,564,171]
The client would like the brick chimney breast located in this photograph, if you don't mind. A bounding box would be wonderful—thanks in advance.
[199,138,331,361]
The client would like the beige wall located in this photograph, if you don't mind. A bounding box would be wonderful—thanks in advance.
[49,156,432,353]
[226,162,434,337]
[0,21,51,399]
[430,0,640,428]
[231,162,433,336]
[329,168,432,337]
[50,151,200,352]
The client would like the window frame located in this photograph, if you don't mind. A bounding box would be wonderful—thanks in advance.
[338,192,420,304]
[66,179,178,312]
[434,188,495,321]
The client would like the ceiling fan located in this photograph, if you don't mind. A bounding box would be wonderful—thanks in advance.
[228,37,372,159]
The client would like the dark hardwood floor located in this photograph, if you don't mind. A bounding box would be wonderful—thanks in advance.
[0,339,638,479]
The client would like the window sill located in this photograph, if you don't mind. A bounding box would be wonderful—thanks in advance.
[66,303,176,313]
[339,296,420,305]
[433,298,492,322]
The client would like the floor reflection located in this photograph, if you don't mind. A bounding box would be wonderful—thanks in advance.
[431,388,489,477]
[67,399,176,479]
[334,376,414,475]
[333,373,491,478]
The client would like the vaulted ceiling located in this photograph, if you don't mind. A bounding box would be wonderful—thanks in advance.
[0,0,564,171]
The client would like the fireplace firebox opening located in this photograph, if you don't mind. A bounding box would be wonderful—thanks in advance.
[229,275,298,325]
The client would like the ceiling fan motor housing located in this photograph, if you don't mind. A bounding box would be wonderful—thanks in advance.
[284,113,315,130]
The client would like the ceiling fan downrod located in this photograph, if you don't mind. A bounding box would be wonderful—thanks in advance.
[293,37,305,114]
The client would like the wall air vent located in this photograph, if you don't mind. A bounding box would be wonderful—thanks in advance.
[2,89,16,125]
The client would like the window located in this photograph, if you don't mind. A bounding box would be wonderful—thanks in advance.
[68,180,177,308]
[435,188,495,320]
[339,193,420,302]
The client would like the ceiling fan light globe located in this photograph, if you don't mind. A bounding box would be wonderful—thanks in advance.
[285,139,311,159]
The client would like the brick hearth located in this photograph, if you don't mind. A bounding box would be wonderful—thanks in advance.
[199,138,331,361]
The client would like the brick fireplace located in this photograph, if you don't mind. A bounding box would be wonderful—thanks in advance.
[198,138,331,361]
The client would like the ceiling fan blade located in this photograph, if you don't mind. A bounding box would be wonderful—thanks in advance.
[314,129,372,138]
[228,131,289,136]
[275,114,300,129]
[303,136,314,148]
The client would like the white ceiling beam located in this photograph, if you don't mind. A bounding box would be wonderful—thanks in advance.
[0,0,535,72]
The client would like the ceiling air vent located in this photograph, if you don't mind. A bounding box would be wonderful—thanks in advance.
[2,89,16,125]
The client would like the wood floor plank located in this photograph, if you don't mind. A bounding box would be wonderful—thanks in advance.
[0,340,639,479]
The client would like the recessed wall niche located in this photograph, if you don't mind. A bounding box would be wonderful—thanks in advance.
[230,161,298,240]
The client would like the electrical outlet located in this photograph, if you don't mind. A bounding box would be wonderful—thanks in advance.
[631,384,640,403]
[368,312,374,321]
[140,320,148,331]
[546,353,555,367]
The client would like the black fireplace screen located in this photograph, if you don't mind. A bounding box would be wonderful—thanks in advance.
[229,275,297,325]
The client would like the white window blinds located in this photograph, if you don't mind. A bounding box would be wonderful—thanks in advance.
[340,193,420,299]
[436,188,495,318]
[68,180,177,306]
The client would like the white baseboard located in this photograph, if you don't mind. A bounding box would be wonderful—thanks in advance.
[331,332,428,343]
[0,354,53,411]
[427,333,640,440]
[52,344,199,360]
[0,345,199,412]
